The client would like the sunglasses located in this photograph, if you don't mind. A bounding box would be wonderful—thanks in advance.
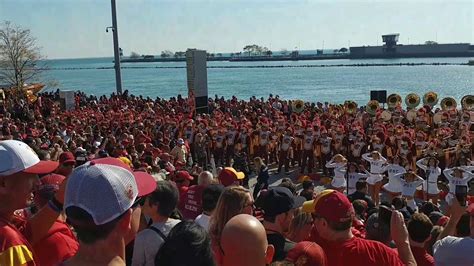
[131,197,146,208]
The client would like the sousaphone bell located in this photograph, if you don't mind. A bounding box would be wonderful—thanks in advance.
[366,100,380,116]
[405,93,421,109]
[292,99,305,113]
[387,94,402,110]
[345,101,358,114]
[440,97,457,111]
[461,95,474,111]
[423,91,439,108]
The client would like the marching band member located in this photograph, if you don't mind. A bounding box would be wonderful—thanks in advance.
[416,156,441,204]
[225,124,238,166]
[319,128,333,175]
[301,127,316,174]
[277,128,294,173]
[362,151,387,205]
[393,171,425,211]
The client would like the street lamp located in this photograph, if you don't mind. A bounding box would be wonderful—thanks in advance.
[106,0,123,95]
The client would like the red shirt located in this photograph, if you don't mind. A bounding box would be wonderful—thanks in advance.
[180,185,206,220]
[0,215,35,266]
[315,235,404,266]
[410,245,434,266]
[32,220,79,266]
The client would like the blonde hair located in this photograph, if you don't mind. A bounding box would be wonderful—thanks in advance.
[254,156,265,169]
[209,186,251,246]
[287,208,313,241]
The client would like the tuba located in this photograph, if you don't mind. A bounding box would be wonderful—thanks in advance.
[387,94,402,109]
[405,93,420,109]
[423,91,439,107]
[366,100,380,116]
[440,97,457,111]
[461,95,474,111]
[292,99,305,113]
[345,101,358,114]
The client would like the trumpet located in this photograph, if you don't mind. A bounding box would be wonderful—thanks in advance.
[423,91,439,107]
[405,93,420,109]
[345,101,358,114]
[461,95,474,111]
[366,100,380,116]
[387,94,402,109]
[292,99,305,113]
[440,97,457,111]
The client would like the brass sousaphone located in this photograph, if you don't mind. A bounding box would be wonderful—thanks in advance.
[405,93,420,122]
[461,95,474,111]
[423,91,439,108]
[292,99,305,113]
[366,100,380,116]
[440,97,457,111]
[387,94,402,110]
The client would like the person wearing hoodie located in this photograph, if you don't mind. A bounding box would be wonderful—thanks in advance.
[253,157,270,199]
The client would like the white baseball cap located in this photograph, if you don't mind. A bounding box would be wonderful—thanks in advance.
[0,140,59,176]
[65,157,156,225]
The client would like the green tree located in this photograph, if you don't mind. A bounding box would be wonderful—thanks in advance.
[130,51,140,58]
[339,47,348,53]
[161,50,173,58]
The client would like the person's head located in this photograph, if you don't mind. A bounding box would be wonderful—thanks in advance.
[302,180,314,191]
[279,178,297,195]
[392,197,407,210]
[218,167,245,187]
[262,187,305,233]
[426,225,444,256]
[352,199,368,220]
[407,213,433,244]
[348,163,358,173]
[202,184,224,214]
[405,171,416,182]
[142,180,179,219]
[174,170,193,187]
[371,151,380,160]
[428,157,438,167]
[209,186,253,241]
[198,171,214,186]
[355,180,368,193]
[65,158,156,246]
[365,213,391,246]
[287,209,314,242]
[311,190,355,241]
[0,140,59,215]
[392,155,401,165]
[155,221,215,266]
[453,168,463,178]
[254,156,265,169]
[56,151,76,176]
[285,241,327,266]
[33,174,65,208]
[220,214,274,266]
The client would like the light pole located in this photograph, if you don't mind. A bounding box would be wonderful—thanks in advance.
[106,0,123,95]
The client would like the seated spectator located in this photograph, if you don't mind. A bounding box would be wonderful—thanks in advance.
[348,180,375,210]
[220,214,274,266]
[195,184,224,231]
[32,174,78,266]
[285,241,327,266]
[261,187,305,262]
[63,157,156,266]
[154,221,215,266]
[286,208,313,242]
[433,200,474,266]
[407,213,434,266]
[132,180,180,266]
[209,186,253,265]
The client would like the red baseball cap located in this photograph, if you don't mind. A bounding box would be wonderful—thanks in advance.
[286,241,327,266]
[175,170,194,182]
[313,190,354,223]
[59,152,75,164]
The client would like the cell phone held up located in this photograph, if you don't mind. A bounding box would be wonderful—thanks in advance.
[455,185,468,207]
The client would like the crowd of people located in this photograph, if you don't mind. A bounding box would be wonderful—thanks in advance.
[0,89,473,266]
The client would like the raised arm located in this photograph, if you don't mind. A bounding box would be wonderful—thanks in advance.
[362,152,372,162]
[325,159,337,168]
[443,168,454,182]
[416,158,428,171]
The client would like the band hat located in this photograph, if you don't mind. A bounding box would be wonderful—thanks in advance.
[0,140,59,176]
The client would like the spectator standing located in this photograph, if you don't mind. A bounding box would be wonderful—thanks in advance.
[195,184,224,231]
[407,213,434,266]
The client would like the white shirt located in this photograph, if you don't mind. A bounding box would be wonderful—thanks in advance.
[416,159,441,184]
[132,219,181,266]
[195,213,211,231]
[443,168,474,193]
[393,173,424,197]
[434,236,474,266]
[362,153,387,174]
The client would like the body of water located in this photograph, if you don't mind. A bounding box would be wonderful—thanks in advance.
[42,57,473,105]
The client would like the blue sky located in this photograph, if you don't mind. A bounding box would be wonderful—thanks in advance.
[1,0,472,59]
